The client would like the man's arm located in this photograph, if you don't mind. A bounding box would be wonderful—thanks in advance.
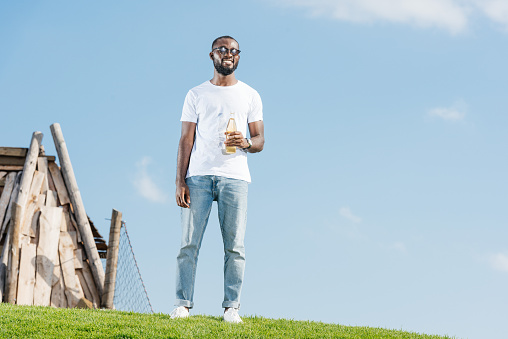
[224,120,264,153]
[175,121,196,208]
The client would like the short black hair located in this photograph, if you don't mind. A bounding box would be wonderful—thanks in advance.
[211,36,239,50]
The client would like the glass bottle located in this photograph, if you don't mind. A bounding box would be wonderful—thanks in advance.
[225,112,237,154]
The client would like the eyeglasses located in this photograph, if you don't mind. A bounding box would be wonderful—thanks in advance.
[212,46,241,56]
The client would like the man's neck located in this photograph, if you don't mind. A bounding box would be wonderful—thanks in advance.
[210,72,238,87]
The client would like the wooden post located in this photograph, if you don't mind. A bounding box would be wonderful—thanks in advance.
[102,209,122,309]
[0,222,12,301]
[6,203,23,303]
[49,123,105,296]
[16,132,43,209]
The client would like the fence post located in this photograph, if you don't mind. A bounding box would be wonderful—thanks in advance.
[102,209,122,309]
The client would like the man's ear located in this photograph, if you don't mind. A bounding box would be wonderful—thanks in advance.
[209,52,214,60]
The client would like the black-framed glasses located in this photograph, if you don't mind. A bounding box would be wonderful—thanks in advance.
[212,46,241,56]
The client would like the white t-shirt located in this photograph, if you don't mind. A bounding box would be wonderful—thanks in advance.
[180,80,263,183]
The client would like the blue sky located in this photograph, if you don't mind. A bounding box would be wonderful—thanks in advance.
[1,1,508,338]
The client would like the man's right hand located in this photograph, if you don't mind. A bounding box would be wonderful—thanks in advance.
[176,182,191,208]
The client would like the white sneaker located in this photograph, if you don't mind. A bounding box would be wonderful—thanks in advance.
[170,306,189,319]
[223,308,243,323]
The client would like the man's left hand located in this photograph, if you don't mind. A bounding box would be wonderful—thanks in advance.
[224,131,249,148]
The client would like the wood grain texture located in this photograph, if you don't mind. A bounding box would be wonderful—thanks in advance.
[45,191,58,208]
[6,203,23,303]
[0,147,28,157]
[58,231,84,308]
[37,157,50,194]
[81,262,100,307]
[50,123,104,295]
[33,207,62,306]
[0,173,16,235]
[16,242,37,305]
[0,172,21,244]
[50,257,67,308]
[16,132,43,209]
[47,162,70,205]
[0,222,12,301]
[0,166,23,171]
[103,209,122,309]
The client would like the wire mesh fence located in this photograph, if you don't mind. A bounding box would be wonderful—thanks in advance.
[102,220,153,313]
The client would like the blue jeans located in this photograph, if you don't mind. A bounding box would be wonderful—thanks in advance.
[175,175,248,309]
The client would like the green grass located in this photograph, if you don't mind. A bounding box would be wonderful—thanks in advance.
[0,303,456,338]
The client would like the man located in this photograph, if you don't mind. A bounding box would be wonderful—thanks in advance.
[170,36,264,323]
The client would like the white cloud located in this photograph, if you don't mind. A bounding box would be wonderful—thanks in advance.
[270,0,508,33]
[339,206,362,223]
[133,157,169,204]
[473,0,508,29]
[428,100,466,121]
[489,252,508,272]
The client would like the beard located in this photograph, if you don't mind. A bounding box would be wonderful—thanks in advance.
[213,58,239,76]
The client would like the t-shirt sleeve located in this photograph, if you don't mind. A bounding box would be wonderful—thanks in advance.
[248,90,263,123]
[180,90,198,123]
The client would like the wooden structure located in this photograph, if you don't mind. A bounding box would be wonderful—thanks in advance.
[0,126,114,309]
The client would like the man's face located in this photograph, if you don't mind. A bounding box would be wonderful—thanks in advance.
[210,38,240,76]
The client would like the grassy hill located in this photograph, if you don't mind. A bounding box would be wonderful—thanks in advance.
[0,303,456,338]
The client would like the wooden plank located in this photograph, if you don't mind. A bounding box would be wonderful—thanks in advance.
[75,273,86,301]
[27,171,45,206]
[47,168,56,192]
[50,255,63,308]
[45,190,58,207]
[6,203,23,303]
[0,221,12,301]
[47,162,70,205]
[0,157,54,167]
[81,262,100,307]
[0,172,16,233]
[75,297,93,309]
[20,202,37,238]
[37,158,50,194]
[0,166,23,171]
[50,259,67,308]
[29,194,46,240]
[19,171,45,243]
[16,242,37,305]
[33,207,62,306]
[102,209,122,309]
[68,231,78,249]
[29,211,40,241]
[60,207,72,232]
[0,171,7,180]
[68,212,82,243]
[0,147,28,157]
[50,123,104,296]
[58,231,84,308]
[74,248,83,269]
[0,156,25,166]
[51,252,61,286]
[0,172,21,244]
[76,270,95,308]
[16,131,43,209]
